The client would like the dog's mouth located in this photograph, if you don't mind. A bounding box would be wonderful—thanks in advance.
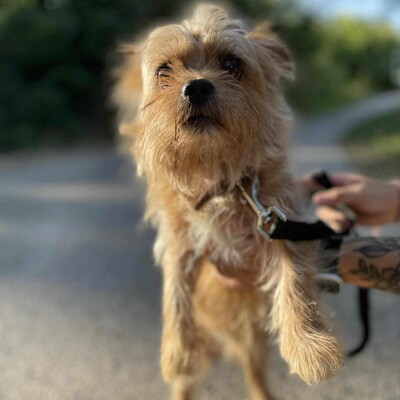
[185,114,217,128]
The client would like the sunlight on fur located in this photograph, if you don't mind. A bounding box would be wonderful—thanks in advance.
[113,4,343,399]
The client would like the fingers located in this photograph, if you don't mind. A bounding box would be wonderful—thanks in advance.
[298,176,320,191]
[327,172,365,187]
[299,172,363,192]
[312,185,360,207]
[315,206,353,233]
[302,172,398,227]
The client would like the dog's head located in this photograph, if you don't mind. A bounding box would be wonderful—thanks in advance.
[114,4,294,191]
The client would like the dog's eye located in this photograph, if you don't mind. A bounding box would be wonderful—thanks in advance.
[220,56,242,78]
[156,63,172,79]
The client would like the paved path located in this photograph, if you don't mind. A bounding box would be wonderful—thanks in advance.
[290,89,400,174]
[0,149,164,400]
[0,91,399,400]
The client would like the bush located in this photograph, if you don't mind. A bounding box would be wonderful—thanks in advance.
[0,0,185,149]
[280,16,399,113]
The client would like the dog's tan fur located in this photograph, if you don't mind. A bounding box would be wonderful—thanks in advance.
[113,4,343,399]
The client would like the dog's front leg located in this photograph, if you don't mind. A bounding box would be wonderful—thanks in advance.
[160,242,200,387]
[269,242,343,385]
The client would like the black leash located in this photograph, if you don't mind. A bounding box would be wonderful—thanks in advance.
[270,218,336,241]
[236,174,338,242]
[348,288,370,356]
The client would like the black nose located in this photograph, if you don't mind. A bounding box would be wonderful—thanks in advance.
[182,79,215,105]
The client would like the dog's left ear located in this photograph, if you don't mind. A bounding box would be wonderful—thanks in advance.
[112,43,143,125]
[248,23,295,81]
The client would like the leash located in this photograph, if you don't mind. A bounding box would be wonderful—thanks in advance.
[237,174,338,242]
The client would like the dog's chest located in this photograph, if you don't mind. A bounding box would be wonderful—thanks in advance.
[188,199,258,265]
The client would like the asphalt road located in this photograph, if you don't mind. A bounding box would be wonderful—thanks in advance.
[0,92,399,400]
[0,149,164,400]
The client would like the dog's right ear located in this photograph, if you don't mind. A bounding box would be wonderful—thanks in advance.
[247,23,295,81]
[112,43,143,132]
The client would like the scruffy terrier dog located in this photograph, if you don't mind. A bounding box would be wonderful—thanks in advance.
[113,4,342,400]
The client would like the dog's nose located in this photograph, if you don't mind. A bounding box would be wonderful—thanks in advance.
[182,79,215,105]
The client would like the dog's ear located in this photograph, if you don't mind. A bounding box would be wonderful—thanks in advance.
[112,43,143,130]
[247,23,295,81]
[112,44,144,173]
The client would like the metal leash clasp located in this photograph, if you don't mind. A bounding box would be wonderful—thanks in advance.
[237,175,287,241]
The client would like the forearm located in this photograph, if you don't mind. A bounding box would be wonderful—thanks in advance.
[335,237,400,294]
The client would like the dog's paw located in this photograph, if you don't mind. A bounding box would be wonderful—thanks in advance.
[280,328,343,385]
[160,336,200,382]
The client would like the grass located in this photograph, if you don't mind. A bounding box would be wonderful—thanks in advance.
[343,111,400,179]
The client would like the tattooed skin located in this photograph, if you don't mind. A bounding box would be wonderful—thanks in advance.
[351,259,400,293]
[338,237,400,294]
[347,237,400,257]
[350,238,400,293]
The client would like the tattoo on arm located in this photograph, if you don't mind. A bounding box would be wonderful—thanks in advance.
[351,259,400,293]
[349,237,400,258]
[349,237,400,294]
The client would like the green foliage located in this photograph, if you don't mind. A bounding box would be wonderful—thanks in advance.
[0,0,398,149]
[0,0,185,149]
[280,16,399,113]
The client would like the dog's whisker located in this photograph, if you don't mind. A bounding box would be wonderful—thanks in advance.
[174,116,178,143]
[229,80,262,119]
[140,98,158,112]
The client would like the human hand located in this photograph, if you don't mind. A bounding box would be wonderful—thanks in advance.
[302,172,400,230]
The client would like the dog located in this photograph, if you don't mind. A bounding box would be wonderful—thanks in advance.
[113,4,343,399]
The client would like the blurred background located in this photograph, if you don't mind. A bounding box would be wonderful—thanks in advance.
[0,0,399,149]
[0,1,399,399]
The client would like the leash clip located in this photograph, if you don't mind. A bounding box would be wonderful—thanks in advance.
[238,175,287,241]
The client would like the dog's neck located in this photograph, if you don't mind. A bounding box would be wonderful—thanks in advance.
[194,168,255,210]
